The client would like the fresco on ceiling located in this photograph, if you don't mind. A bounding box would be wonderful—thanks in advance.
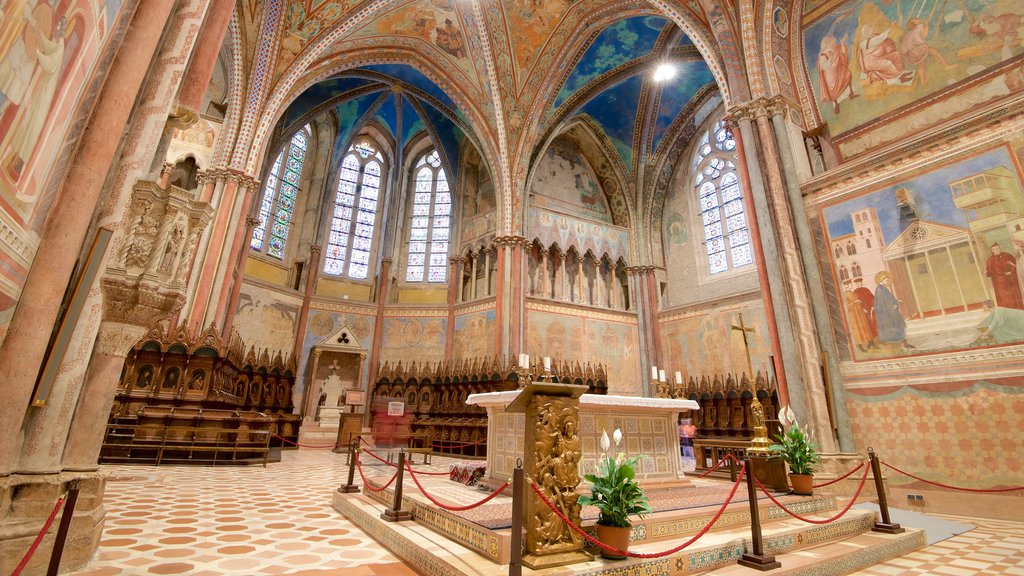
[298,308,375,409]
[529,138,611,223]
[660,302,772,378]
[804,0,1024,136]
[525,309,641,395]
[333,92,384,158]
[279,1,353,68]
[819,145,1024,361]
[651,60,716,152]
[554,16,666,109]
[381,317,446,364]
[358,0,476,81]
[362,64,458,112]
[0,0,128,346]
[402,96,424,146]
[374,93,397,138]
[417,99,464,182]
[452,309,495,358]
[505,0,578,81]
[283,77,377,128]
[578,74,643,167]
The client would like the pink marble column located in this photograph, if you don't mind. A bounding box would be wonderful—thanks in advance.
[217,197,259,332]
[0,3,175,475]
[292,245,321,362]
[187,176,240,330]
[178,0,235,112]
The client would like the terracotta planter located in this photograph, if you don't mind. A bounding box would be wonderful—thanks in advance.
[595,523,631,560]
[790,473,814,495]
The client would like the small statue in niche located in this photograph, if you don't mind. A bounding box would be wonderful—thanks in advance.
[159,225,184,272]
[162,367,180,390]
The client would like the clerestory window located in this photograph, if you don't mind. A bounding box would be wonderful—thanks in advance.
[323,141,385,280]
[405,150,451,282]
[693,120,752,275]
[251,126,310,258]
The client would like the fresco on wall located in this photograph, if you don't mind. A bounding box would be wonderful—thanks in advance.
[527,207,629,263]
[661,301,772,378]
[235,283,301,354]
[821,145,1024,360]
[525,308,640,395]
[0,1,125,215]
[452,309,495,358]
[298,308,375,408]
[529,138,611,222]
[381,316,446,364]
[804,0,1024,136]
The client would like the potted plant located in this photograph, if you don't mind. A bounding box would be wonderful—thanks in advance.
[769,423,820,495]
[578,453,653,559]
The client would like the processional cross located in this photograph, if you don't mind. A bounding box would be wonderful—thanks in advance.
[731,313,772,452]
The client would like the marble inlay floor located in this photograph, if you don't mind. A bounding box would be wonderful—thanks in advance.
[69,449,1023,575]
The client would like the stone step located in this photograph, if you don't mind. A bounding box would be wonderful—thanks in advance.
[335,489,924,576]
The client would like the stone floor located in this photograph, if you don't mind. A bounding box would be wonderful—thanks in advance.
[62,449,1022,575]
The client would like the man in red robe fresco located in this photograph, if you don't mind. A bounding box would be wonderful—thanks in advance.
[986,243,1024,310]
[818,34,857,114]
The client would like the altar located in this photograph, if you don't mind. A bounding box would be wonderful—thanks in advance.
[467,390,699,489]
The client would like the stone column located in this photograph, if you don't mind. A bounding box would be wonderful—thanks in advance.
[445,257,460,360]
[558,253,568,301]
[220,209,260,333]
[470,252,478,300]
[292,244,322,362]
[766,99,853,452]
[187,174,240,329]
[365,257,393,424]
[216,178,259,331]
[178,0,236,112]
[0,1,175,476]
[610,262,620,309]
[483,247,493,297]
[539,248,549,298]
[576,255,584,304]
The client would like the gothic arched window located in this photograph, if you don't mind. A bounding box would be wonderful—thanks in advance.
[406,150,451,282]
[323,140,386,280]
[693,120,752,275]
[251,126,310,259]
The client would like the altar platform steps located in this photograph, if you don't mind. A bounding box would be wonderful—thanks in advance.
[335,492,923,576]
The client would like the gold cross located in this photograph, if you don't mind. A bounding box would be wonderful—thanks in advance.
[731,313,756,385]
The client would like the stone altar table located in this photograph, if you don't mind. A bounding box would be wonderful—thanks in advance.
[467,391,700,490]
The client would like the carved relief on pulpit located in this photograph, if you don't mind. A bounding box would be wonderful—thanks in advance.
[531,399,583,552]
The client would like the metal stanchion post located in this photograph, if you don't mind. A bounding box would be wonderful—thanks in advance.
[868,448,903,534]
[46,481,80,576]
[338,441,360,494]
[509,463,523,576]
[738,457,781,571]
[381,450,412,521]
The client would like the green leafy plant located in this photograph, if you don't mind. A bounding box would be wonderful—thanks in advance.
[768,424,820,475]
[578,455,653,528]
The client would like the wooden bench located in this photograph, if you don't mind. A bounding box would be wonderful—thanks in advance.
[100,423,272,467]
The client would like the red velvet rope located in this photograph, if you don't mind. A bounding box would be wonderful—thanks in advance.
[753,463,870,524]
[405,461,509,511]
[271,434,337,449]
[882,461,1024,493]
[695,453,742,479]
[528,464,746,559]
[359,447,450,475]
[813,462,865,488]
[12,495,65,576]
[355,456,400,492]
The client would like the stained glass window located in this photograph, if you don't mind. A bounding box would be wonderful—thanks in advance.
[406,150,450,283]
[323,141,386,280]
[695,120,752,274]
[251,126,310,258]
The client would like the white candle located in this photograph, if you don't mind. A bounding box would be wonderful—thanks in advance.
[651,366,658,380]
[659,369,666,382]
[524,354,530,368]
[543,357,551,370]
[519,354,527,369]
[675,371,683,384]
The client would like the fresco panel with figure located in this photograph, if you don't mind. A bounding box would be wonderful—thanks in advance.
[821,145,1024,360]
[804,0,1024,136]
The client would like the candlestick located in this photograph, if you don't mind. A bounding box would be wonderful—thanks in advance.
[651,366,658,380]
[659,369,666,382]
[675,371,683,385]
[543,357,551,370]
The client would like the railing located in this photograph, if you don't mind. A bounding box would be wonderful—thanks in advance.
[100,422,272,467]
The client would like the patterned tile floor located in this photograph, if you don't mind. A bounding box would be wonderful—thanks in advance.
[850,516,1024,576]
[68,449,1023,575]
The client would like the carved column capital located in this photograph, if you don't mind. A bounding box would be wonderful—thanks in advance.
[309,244,322,256]
[245,216,261,228]
[167,104,199,130]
